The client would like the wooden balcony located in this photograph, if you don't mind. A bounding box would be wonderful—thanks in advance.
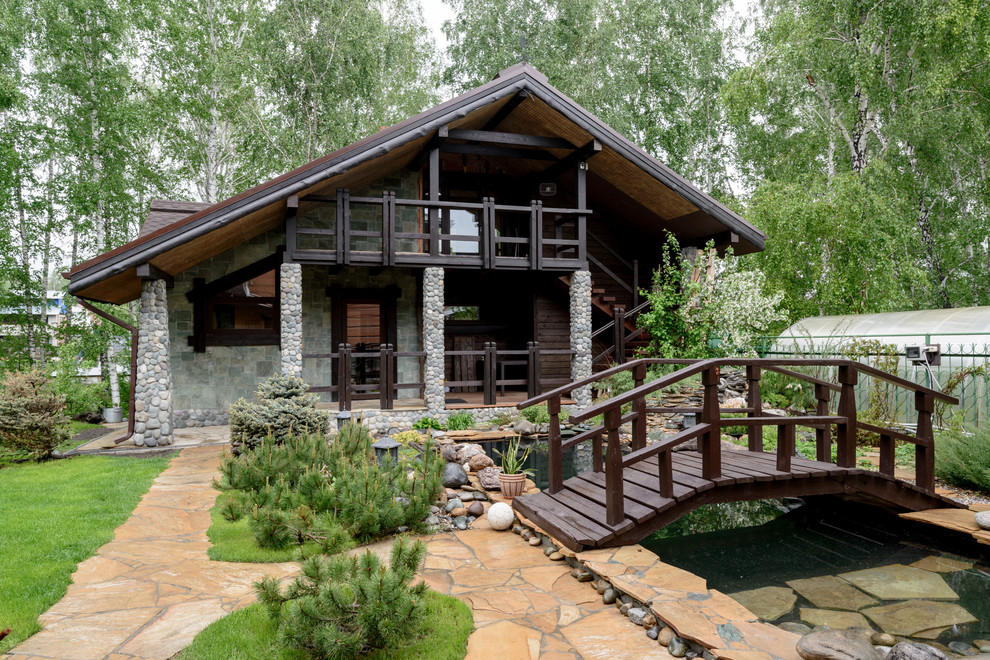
[285,190,589,271]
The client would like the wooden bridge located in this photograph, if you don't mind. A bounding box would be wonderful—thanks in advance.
[512,358,964,551]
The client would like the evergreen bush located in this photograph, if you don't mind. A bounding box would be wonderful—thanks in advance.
[256,537,428,660]
[935,426,990,493]
[0,370,70,459]
[229,374,330,452]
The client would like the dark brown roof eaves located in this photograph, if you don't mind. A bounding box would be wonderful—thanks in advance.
[140,200,212,237]
[67,63,763,295]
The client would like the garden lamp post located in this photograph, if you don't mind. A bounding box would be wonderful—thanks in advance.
[682,412,697,428]
[371,436,401,465]
[336,409,351,431]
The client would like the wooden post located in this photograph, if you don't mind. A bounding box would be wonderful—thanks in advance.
[335,188,345,263]
[701,366,721,479]
[604,407,624,526]
[879,433,894,477]
[548,396,563,493]
[777,424,795,472]
[915,392,935,492]
[593,430,603,473]
[836,365,858,468]
[483,342,496,405]
[612,306,626,364]
[428,146,439,257]
[657,450,673,499]
[529,202,539,269]
[378,344,394,409]
[527,341,541,399]
[576,161,587,264]
[747,365,763,452]
[382,191,396,266]
[341,189,351,265]
[815,383,832,462]
[285,194,298,256]
[632,259,639,308]
[631,361,647,451]
[337,343,352,411]
[535,200,544,269]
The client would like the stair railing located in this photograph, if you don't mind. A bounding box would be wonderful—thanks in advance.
[517,357,957,526]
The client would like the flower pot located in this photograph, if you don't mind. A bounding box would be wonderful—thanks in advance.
[498,472,527,499]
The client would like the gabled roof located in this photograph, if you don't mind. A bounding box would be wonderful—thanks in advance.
[66,63,765,304]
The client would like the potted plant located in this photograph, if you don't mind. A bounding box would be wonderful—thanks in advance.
[494,435,534,499]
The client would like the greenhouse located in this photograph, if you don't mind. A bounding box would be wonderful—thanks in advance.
[764,306,990,427]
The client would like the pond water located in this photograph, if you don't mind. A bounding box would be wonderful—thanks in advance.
[643,500,990,649]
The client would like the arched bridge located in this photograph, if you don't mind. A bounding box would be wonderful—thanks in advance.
[512,358,963,552]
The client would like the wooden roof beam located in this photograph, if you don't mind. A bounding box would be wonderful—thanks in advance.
[532,139,602,181]
[136,263,173,288]
[447,128,574,150]
[482,90,529,130]
[685,230,740,250]
[439,141,557,161]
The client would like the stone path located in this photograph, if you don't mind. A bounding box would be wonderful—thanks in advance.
[419,529,672,659]
[5,446,298,660]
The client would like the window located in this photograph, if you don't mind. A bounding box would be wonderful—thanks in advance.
[188,254,281,352]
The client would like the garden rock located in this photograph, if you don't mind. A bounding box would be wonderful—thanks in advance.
[468,453,495,472]
[450,507,468,518]
[668,636,688,658]
[627,607,647,626]
[445,499,463,513]
[441,444,460,462]
[658,626,675,647]
[647,625,662,640]
[780,623,813,636]
[975,511,990,531]
[872,634,896,647]
[453,515,468,530]
[477,466,503,490]
[443,462,469,488]
[798,629,882,660]
[467,501,484,517]
[886,643,949,660]
[456,443,485,463]
[514,419,538,435]
[949,642,979,656]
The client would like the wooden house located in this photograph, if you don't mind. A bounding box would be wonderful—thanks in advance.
[64,64,764,446]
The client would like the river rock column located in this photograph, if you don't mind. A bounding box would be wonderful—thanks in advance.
[134,279,174,446]
[569,270,593,408]
[422,267,445,414]
[280,263,303,376]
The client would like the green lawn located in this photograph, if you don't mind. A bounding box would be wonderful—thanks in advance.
[0,454,172,653]
[176,589,473,660]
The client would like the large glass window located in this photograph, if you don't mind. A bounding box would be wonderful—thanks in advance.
[189,255,281,351]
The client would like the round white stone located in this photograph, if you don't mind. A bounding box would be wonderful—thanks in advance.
[487,502,515,531]
[976,510,990,531]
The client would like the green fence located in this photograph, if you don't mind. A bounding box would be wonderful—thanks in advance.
[754,335,990,428]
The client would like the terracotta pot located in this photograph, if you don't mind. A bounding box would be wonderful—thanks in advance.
[498,472,527,499]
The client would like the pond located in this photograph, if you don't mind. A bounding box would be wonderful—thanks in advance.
[643,500,990,650]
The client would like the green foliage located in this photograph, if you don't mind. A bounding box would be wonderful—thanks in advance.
[256,537,429,660]
[445,411,474,431]
[494,435,534,477]
[759,370,816,411]
[391,430,421,446]
[176,589,473,660]
[519,403,550,425]
[412,416,445,431]
[0,370,70,460]
[488,412,514,427]
[935,426,990,494]
[229,374,330,452]
[216,423,443,549]
[0,454,170,653]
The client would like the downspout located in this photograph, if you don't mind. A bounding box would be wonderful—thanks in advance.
[76,298,137,444]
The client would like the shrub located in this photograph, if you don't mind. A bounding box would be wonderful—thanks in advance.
[520,403,550,425]
[412,416,445,431]
[392,430,421,446]
[216,423,443,548]
[0,370,70,460]
[445,412,474,431]
[935,425,990,493]
[229,374,330,452]
[256,537,428,660]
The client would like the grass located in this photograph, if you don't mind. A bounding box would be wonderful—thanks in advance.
[0,454,172,653]
[54,420,107,453]
[176,589,474,660]
[206,505,319,563]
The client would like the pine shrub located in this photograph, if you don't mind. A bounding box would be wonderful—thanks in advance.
[935,426,990,494]
[0,370,70,459]
[229,374,330,451]
[256,537,428,660]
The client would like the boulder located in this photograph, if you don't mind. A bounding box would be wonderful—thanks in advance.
[975,510,990,531]
[468,453,495,472]
[724,397,747,409]
[797,629,881,660]
[477,466,503,490]
[455,443,485,463]
[514,418,538,435]
[467,501,484,517]
[440,444,460,462]
[886,643,949,660]
[443,462,470,488]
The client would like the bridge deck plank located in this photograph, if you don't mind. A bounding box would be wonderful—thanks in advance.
[561,477,656,524]
[576,470,679,511]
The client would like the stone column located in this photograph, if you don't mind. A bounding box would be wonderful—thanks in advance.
[422,267,445,414]
[134,279,174,446]
[569,270,593,408]
[280,262,303,376]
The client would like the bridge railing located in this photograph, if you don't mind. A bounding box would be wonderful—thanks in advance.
[517,358,958,526]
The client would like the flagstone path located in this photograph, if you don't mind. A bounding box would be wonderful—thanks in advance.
[4,446,299,660]
[6,443,673,660]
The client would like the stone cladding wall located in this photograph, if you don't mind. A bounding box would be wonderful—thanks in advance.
[134,279,174,445]
[280,263,303,376]
[168,230,282,425]
[422,267,445,414]
[569,270,593,407]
